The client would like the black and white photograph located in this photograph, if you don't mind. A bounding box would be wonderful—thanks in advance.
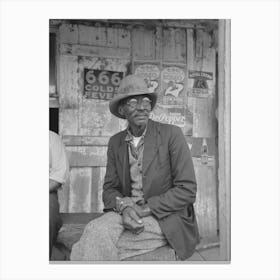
[1,1,280,279]
[49,19,231,263]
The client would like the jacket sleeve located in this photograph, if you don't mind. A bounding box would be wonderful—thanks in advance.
[102,137,124,211]
[147,125,197,220]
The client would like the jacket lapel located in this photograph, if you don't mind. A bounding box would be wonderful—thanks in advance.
[118,133,131,196]
[143,120,159,176]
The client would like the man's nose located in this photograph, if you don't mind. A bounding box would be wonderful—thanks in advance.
[136,102,145,110]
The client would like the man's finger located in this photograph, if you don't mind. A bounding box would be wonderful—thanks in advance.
[129,221,144,234]
[134,226,144,235]
[122,213,131,225]
[124,214,142,228]
[129,209,143,224]
[123,222,133,231]
[123,217,144,233]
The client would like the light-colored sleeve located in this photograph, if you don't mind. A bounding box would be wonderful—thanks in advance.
[49,131,69,184]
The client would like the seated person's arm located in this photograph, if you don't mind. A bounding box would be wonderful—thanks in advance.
[49,179,62,193]
[102,138,125,211]
[49,132,69,193]
[132,203,152,217]
[147,126,197,220]
[116,197,151,218]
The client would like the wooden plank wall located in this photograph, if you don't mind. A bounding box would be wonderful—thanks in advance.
[56,21,218,239]
[58,23,130,213]
[186,28,218,237]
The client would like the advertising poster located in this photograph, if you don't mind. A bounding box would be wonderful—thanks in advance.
[161,65,187,105]
[133,62,161,94]
[150,104,193,135]
[84,69,123,100]
[187,70,214,98]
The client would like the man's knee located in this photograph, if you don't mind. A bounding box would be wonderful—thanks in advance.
[102,211,122,223]
[84,211,122,236]
[95,212,121,228]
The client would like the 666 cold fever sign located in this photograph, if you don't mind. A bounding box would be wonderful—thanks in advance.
[84,69,123,100]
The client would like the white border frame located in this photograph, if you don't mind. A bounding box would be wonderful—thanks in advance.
[1,1,279,279]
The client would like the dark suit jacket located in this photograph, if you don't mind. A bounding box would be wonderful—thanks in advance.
[102,119,200,260]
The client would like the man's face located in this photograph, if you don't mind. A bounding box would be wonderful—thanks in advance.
[120,95,152,127]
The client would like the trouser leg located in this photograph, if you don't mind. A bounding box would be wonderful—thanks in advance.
[70,212,123,261]
[70,213,167,261]
[49,192,62,259]
[117,216,167,260]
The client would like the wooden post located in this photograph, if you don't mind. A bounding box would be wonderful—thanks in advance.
[218,19,231,261]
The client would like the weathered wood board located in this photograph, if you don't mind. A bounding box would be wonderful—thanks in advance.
[133,27,156,60]
[68,168,92,213]
[66,146,107,167]
[58,167,105,213]
[193,157,218,238]
[59,24,78,44]
[163,28,186,63]
[188,96,216,137]
[60,43,130,59]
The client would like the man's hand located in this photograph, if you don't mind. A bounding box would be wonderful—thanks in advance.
[116,196,134,213]
[132,204,151,218]
[122,207,144,234]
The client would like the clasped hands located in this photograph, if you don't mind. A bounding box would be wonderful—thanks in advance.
[116,197,151,234]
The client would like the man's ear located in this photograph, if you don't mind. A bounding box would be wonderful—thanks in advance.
[118,105,125,116]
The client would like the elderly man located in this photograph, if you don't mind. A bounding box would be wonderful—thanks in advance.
[70,74,199,261]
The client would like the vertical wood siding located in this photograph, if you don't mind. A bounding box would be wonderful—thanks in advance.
[132,27,156,60]
[193,158,217,237]
[163,28,186,63]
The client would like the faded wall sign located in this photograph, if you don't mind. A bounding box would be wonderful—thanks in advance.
[134,62,160,93]
[150,104,193,135]
[188,70,214,97]
[161,66,187,105]
[84,69,123,100]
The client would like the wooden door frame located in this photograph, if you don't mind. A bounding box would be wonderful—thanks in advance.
[218,19,231,261]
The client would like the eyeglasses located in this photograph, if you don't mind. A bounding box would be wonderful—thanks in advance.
[126,98,152,109]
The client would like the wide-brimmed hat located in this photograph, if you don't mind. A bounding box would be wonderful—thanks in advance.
[109,74,157,119]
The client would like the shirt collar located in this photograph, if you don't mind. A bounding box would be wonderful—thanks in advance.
[125,125,147,142]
